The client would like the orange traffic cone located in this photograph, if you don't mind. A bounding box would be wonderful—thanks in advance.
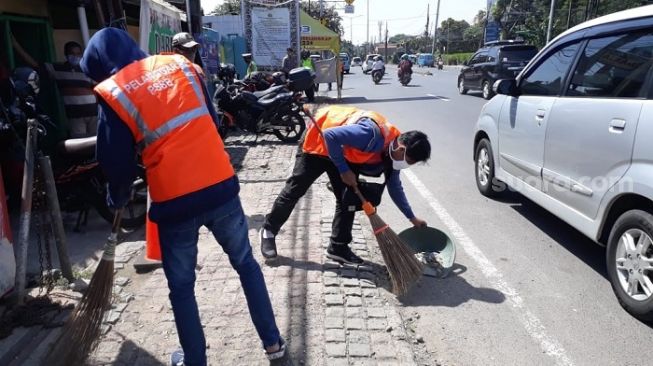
[145,215,161,261]
[134,190,162,272]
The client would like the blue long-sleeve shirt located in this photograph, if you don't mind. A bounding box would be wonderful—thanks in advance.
[322,119,415,219]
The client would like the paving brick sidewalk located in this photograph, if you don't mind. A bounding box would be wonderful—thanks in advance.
[88,134,418,366]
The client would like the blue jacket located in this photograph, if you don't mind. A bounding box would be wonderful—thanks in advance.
[322,119,415,219]
[80,28,239,225]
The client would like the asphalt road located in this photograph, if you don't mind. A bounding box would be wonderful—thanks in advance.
[329,66,653,366]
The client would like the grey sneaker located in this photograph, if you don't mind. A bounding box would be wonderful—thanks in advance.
[259,228,278,259]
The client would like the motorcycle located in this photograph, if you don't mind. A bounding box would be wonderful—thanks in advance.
[372,69,384,84]
[1,67,147,230]
[214,83,306,143]
[399,72,411,86]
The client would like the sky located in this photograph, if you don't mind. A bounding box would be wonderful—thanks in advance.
[200,0,488,45]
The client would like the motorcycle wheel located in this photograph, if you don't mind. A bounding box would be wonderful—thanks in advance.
[272,111,306,143]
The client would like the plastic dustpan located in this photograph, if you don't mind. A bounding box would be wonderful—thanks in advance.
[398,226,456,278]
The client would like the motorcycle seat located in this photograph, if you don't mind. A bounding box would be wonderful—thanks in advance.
[257,92,292,107]
[58,136,97,156]
[253,85,286,99]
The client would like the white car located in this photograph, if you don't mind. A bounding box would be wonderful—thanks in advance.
[351,56,362,67]
[473,5,653,321]
[362,54,380,74]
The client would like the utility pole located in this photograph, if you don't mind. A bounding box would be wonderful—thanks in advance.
[319,0,323,18]
[566,0,573,30]
[384,21,388,62]
[425,4,430,38]
[378,21,383,46]
[546,0,556,44]
[431,0,441,54]
[366,0,370,55]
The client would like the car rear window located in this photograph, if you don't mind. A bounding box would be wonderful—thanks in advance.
[499,46,538,62]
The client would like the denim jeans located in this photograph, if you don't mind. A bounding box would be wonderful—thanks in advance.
[158,196,280,366]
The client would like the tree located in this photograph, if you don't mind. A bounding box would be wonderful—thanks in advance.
[211,0,240,15]
[491,0,650,48]
[437,18,471,53]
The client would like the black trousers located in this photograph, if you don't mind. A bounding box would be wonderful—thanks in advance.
[264,152,356,247]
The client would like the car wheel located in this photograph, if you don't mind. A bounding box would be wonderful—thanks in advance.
[606,210,653,321]
[458,78,468,95]
[475,138,501,197]
[482,80,494,100]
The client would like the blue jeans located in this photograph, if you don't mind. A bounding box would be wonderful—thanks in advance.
[158,197,280,366]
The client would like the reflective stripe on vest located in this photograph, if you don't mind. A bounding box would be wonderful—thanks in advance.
[94,55,235,203]
[302,106,401,164]
[101,59,210,149]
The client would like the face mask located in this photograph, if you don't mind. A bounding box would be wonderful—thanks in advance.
[389,141,411,170]
[67,55,81,67]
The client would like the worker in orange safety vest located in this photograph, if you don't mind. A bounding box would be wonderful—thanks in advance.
[260,105,431,265]
[80,28,286,366]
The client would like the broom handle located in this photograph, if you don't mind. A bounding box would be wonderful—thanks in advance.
[102,208,123,261]
[353,188,376,216]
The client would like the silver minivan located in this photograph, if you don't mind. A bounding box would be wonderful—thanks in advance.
[473,6,653,321]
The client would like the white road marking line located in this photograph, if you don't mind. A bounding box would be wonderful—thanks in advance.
[403,169,574,366]
[426,94,451,101]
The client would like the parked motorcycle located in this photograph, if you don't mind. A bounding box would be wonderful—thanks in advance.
[213,67,313,142]
[214,84,306,143]
[1,67,147,230]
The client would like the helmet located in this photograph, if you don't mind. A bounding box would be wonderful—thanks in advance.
[272,71,286,85]
[401,54,409,60]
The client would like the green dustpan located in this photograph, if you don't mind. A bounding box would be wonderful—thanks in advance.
[398,226,456,278]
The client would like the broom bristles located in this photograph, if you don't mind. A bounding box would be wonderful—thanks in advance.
[368,213,423,296]
[45,257,115,366]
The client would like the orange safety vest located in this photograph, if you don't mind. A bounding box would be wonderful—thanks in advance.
[303,106,401,165]
[94,54,234,203]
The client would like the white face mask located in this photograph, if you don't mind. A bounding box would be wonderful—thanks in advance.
[67,55,81,67]
[389,141,411,170]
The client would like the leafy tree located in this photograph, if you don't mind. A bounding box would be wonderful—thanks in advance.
[491,0,650,48]
[211,0,241,15]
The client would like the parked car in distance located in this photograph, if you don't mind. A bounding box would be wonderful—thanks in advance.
[362,53,380,74]
[339,53,351,74]
[351,56,362,66]
[459,40,538,99]
[472,5,653,321]
[417,53,434,67]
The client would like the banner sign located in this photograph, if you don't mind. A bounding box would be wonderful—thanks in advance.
[251,7,291,67]
[139,0,182,55]
[196,28,221,75]
[242,0,300,71]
